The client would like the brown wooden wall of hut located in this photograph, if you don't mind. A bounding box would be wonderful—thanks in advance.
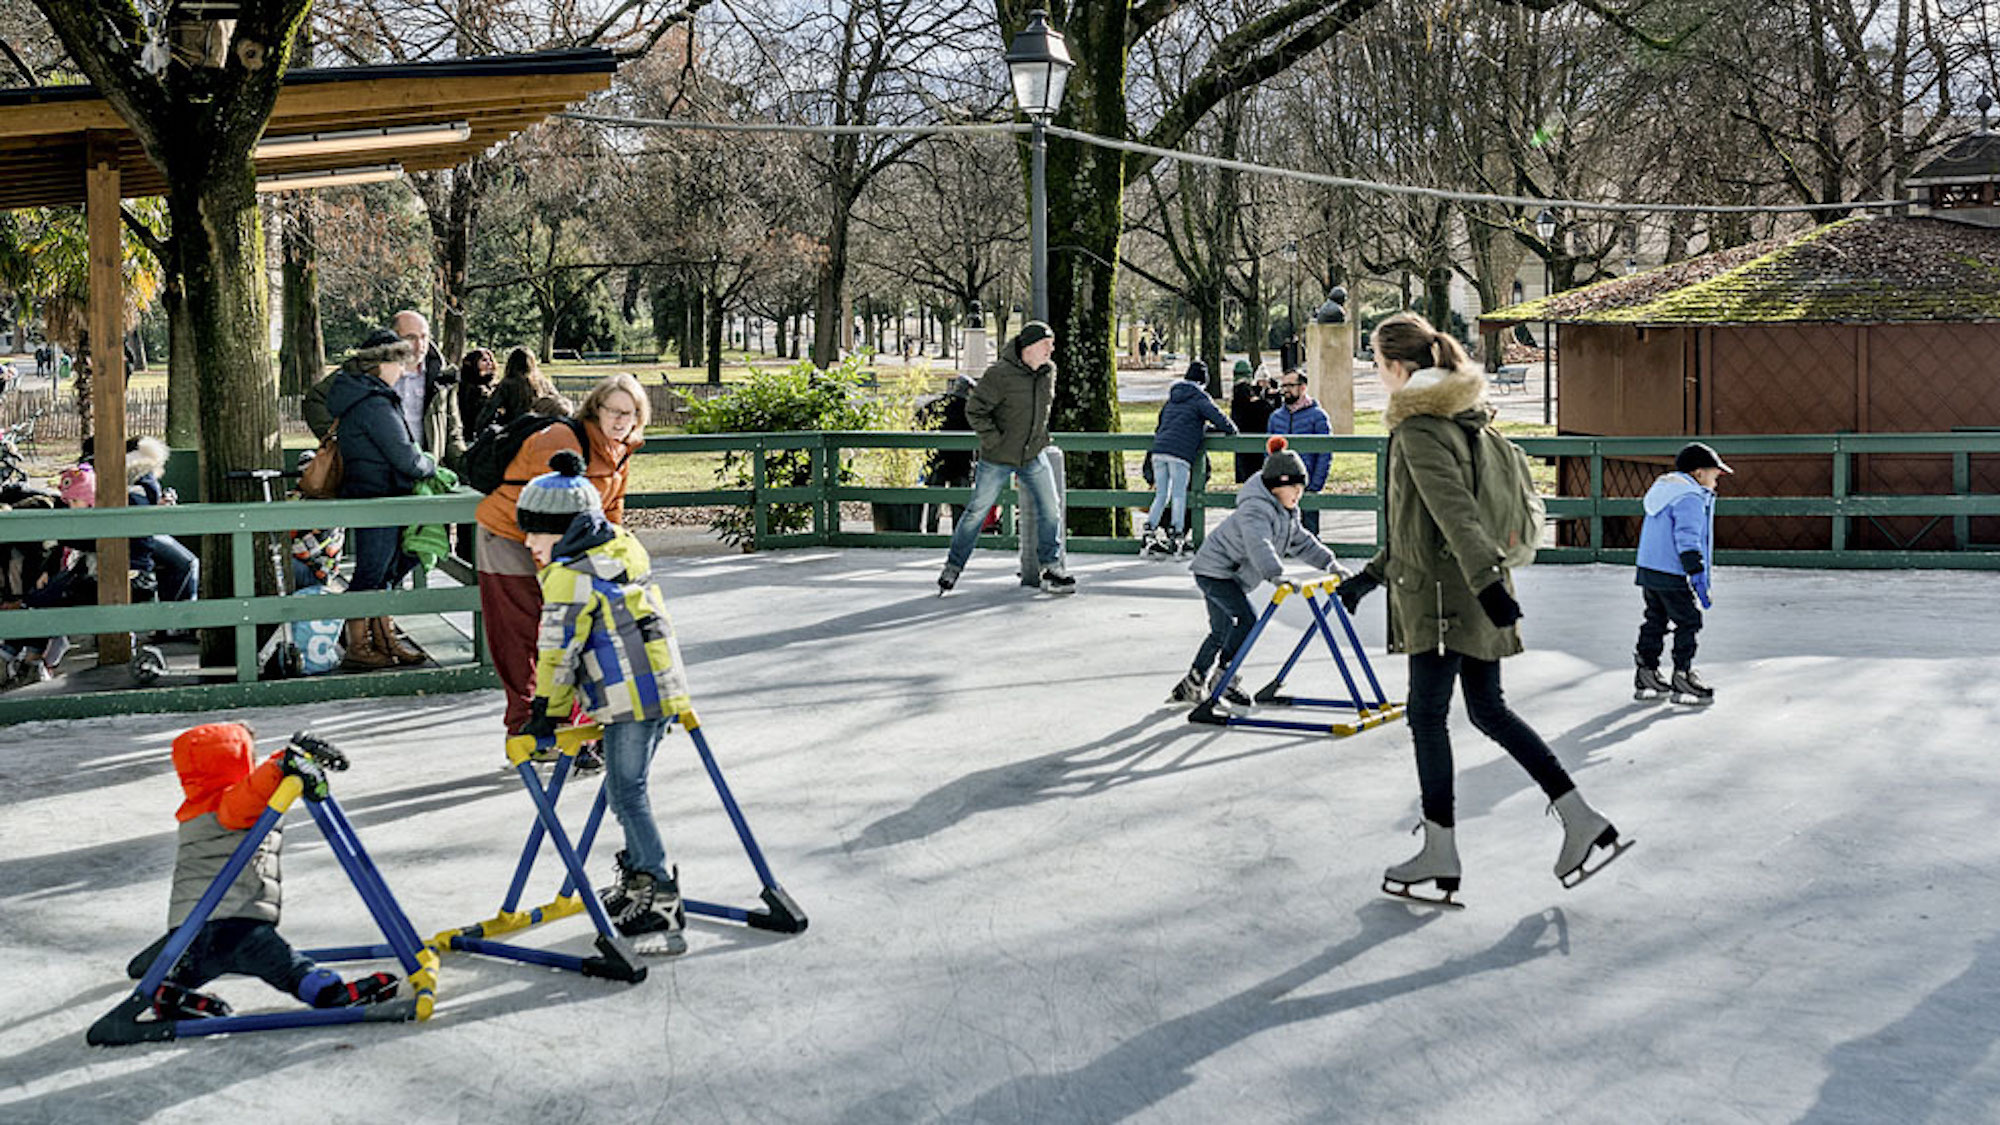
[1556,323,2000,552]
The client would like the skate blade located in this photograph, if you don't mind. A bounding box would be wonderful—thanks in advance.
[630,932,688,957]
[1559,837,1636,888]
[1381,879,1465,910]
[1669,694,1714,707]
[1633,689,1664,703]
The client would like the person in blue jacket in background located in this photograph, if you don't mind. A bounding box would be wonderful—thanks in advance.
[1632,442,1730,705]
[1143,360,1236,557]
[1267,371,1331,535]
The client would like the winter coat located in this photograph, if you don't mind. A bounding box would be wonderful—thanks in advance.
[305,343,465,470]
[124,437,170,573]
[325,364,437,499]
[458,379,495,444]
[1150,380,1236,465]
[921,376,977,482]
[474,372,553,434]
[475,418,639,544]
[965,338,1056,468]
[1268,397,1332,491]
[1229,383,1279,482]
[1362,366,1520,661]
[534,517,692,725]
[1191,472,1338,592]
[1636,472,1716,597]
[168,737,286,927]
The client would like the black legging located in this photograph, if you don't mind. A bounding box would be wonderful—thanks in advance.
[1406,650,1573,827]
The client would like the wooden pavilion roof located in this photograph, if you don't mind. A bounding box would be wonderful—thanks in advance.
[0,48,618,210]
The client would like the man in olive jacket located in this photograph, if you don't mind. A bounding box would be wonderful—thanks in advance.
[937,321,1074,596]
[304,310,465,472]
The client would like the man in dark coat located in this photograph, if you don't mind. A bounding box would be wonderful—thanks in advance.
[936,321,1074,596]
[1229,368,1280,483]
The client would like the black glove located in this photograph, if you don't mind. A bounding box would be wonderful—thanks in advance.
[1337,571,1380,614]
[280,748,332,801]
[287,731,348,772]
[516,698,559,744]
[1476,582,1523,628]
[1680,549,1704,575]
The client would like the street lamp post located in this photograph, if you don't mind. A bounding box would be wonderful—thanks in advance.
[1282,239,1299,370]
[1006,9,1073,324]
[1534,207,1558,426]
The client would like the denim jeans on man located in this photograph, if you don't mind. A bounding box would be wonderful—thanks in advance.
[348,524,416,592]
[945,449,1063,571]
[602,716,674,882]
[1148,453,1193,533]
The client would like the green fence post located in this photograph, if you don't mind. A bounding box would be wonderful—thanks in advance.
[1374,441,1390,547]
[1831,439,1850,555]
[752,442,769,547]
[820,433,838,545]
[1589,443,1605,560]
[1954,450,1971,550]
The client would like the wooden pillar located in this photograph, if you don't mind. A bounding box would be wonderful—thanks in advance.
[86,132,130,665]
[1305,320,1356,434]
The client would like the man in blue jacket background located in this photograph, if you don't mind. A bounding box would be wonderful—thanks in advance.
[1267,372,1331,534]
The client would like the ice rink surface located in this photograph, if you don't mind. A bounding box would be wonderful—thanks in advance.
[3,549,1997,1124]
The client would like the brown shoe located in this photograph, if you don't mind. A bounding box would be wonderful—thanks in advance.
[341,618,395,670]
[372,617,426,665]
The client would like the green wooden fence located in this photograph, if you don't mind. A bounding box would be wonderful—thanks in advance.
[5,429,1995,724]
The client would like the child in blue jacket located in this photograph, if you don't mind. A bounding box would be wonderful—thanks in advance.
[1144,361,1236,557]
[1633,442,1730,704]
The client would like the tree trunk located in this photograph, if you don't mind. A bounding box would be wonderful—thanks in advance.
[434,168,477,365]
[1196,284,1224,397]
[811,208,852,367]
[1424,266,1454,335]
[162,269,198,447]
[705,283,725,385]
[277,198,324,397]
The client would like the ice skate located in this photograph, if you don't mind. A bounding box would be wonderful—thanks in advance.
[937,562,961,596]
[1633,662,1670,702]
[1381,819,1464,909]
[1165,669,1205,705]
[1669,668,1714,706]
[1039,565,1077,595]
[613,867,688,956]
[1551,790,1632,887]
[314,971,400,1008]
[1170,529,1194,558]
[152,981,232,1020]
[1207,666,1252,708]
[1139,525,1171,559]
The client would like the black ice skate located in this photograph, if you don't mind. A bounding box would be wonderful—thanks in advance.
[1207,666,1252,708]
[152,981,232,1020]
[1670,668,1714,706]
[1165,670,1205,705]
[1633,663,1671,702]
[598,848,637,915]
[1381,819,1465,909]
[1140,526,1172,559]
[937,563,961,596]
[614,867,688,956]
[1039,566,1077,595]
[1169,529,1194,558]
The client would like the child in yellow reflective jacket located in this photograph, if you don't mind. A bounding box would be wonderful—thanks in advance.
[515,449,692,955]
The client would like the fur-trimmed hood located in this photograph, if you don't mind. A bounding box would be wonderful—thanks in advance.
[125,436,169,485]
[1384,366,1491,430]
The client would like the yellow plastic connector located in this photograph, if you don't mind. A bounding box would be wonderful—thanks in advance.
[678,708,701,731]
[267,775,304,813]
[503,722,606,766]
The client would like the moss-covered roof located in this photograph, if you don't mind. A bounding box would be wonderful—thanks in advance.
[1480,216,2000,327]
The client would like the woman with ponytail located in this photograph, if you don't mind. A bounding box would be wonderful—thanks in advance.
[1340,311,1625,905]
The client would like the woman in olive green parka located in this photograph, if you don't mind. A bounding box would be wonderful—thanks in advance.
[1339,312,1626,905]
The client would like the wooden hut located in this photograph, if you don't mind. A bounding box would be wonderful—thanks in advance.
[1481,215,2000,551]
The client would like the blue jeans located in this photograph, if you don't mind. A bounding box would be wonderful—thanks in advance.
[603,717,672,883]
[348,524,415,592]
[1147,454,1192,532]
[141,535,199,602]
[1192,574,1257,674]
[945,450,1063,571]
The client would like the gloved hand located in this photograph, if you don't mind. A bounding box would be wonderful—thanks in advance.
[1680,549,1705,575]
[287,731,348,772]
[280,748,332,801]
[1476,582,1523,628]
[516,697,559,745]
[1691,570,1713,610]
[1337,571,1380,614]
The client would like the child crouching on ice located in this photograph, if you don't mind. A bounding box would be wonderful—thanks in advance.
[1632,441,1730,705]
[127,723,397,1019]
[1172,436,1349,722]
[515,450,694,955]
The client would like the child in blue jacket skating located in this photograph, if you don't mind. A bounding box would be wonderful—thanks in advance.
[1144,360,1236,557]
[1633,442,1730,704]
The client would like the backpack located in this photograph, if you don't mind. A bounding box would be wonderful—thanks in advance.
[462,414,590,493]
[1467,425,1546,568]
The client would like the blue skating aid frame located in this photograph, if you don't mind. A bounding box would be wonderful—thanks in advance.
[1189,577,1407,736]
[430,711,806,981]
[89,774,436,1046]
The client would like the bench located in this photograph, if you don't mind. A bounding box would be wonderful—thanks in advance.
[551,348,580,362]
[578,352,618,365]
[1491,364,1529,393]
[618,352,660,364]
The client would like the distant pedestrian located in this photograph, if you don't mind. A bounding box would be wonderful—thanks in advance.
[476,348,557,433]
[1229,369,1280,483]
[1142,360,1235,558]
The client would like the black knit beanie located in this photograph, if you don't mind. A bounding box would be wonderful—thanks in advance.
[1260,435,1308,488]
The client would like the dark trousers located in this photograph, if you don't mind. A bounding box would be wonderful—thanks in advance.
[1635,585,1703,672]
[1300,499,1321,536]
[1405,650,1574,828]
[349,524,415,592]
[142,534,199,602]
[128,918,315,998]
[1192,575,1257,674]
[480,571,544,731]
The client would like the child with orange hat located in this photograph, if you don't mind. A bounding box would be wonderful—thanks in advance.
[125,723,400,1019]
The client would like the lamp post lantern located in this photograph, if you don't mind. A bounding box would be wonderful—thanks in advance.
[1006,8,1073,324]
[1534,207,1558,426]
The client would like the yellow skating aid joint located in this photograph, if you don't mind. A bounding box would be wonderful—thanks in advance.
[268,775,304,812]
